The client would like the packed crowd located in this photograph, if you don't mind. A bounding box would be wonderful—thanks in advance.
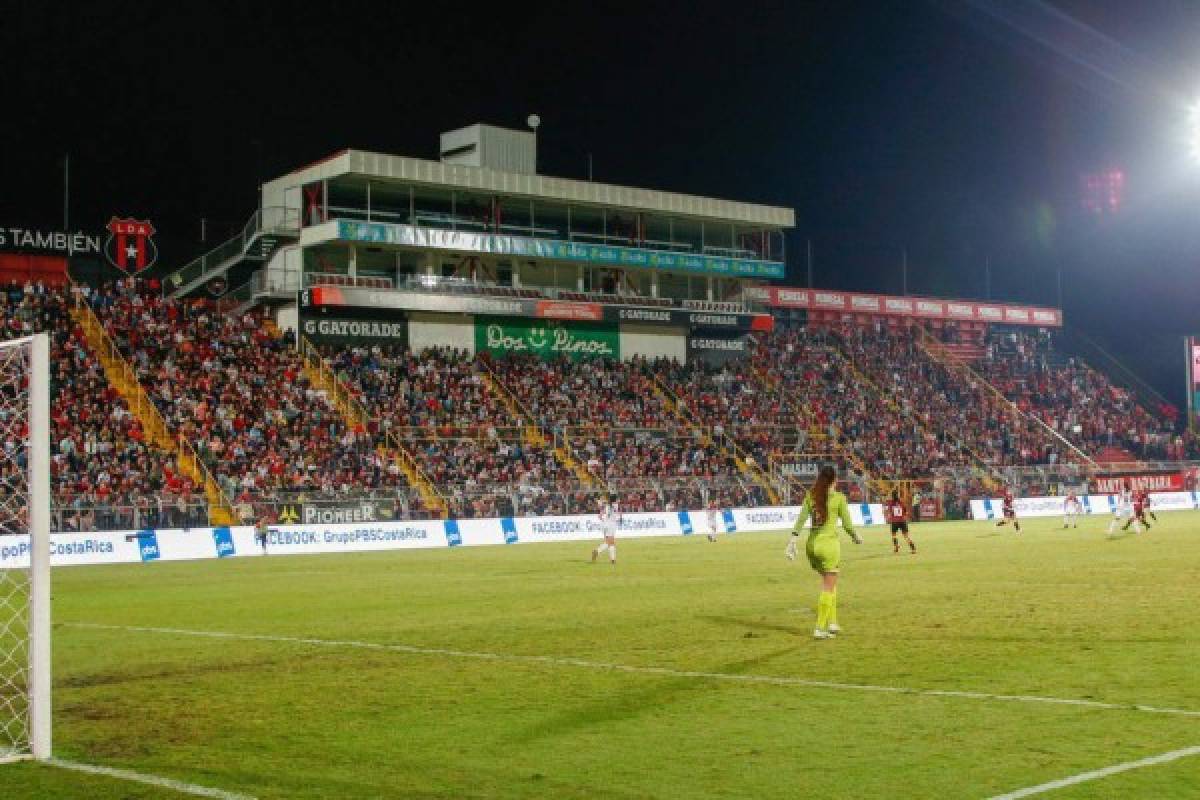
[830,325,1066,469]
[91,280,416,520]
[0,281,206,531]
[1,276,1191,533]
[326,345,583,518]
[977,329,1198,462]
[488,354,674,431]
[487,353,748,506]
[327,344,750,514]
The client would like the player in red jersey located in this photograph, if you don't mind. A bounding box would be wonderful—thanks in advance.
[1124,489,1153,532]
[884,491,916,554]
[995,486,1021,532]
[1142,489,1158,522]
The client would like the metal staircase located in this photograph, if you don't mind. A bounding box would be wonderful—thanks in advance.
[166,207,299,299]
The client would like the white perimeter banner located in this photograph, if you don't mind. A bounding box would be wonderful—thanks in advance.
[970,492,1200,520]
[0,503,886,570]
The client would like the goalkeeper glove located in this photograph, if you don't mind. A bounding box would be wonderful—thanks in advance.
[785,537,797,561]
[848,531,863,545]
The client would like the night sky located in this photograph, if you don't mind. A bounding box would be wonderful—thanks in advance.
[3,1,1199,402]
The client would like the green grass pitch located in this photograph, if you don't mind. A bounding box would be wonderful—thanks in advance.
[5,513,1200,798]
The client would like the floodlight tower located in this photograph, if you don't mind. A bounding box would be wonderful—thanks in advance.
[527,114,541,174]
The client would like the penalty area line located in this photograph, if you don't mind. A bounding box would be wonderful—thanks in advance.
[46,758,255,800]
[67,622,1200,720]
[988,744,1200,798]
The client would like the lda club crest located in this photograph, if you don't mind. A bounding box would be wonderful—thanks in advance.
[104,217,158,273]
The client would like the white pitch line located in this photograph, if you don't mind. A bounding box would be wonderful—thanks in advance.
[46,757,255,799]
[988,744,1200,798]
[67,622,1200,720]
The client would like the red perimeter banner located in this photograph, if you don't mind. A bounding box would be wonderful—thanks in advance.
[1093,473,1187,493]
[534,301,604,321]
[746,287,1062,327]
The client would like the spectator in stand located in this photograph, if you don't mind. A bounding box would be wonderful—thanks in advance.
[93,278,418,519]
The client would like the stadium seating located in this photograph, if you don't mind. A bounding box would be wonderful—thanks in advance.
[1,276,1192,532]
[975,329,1182,462]
[0,282,206,531]
[324,345,579,518]
[90,280,416,522]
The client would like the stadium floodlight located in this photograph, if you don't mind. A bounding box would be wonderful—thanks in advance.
[527,115,541,174]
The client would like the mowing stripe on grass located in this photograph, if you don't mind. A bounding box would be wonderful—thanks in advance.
[988,744,1200,798]
[47,758,255,799]
[68,622,1200,719]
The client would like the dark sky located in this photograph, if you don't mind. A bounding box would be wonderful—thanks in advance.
[3,1,1200,402]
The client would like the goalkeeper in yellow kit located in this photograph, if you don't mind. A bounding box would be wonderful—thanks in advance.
[786,465,862,640]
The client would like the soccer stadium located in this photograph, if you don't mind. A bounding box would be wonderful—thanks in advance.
[4,4,1200,799]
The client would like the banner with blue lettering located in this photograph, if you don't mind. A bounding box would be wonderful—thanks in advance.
[2,502,892,570]
[135,529,160,562]
[970,492,1196,520]
[212,527,235,558]
[859,503,874,525]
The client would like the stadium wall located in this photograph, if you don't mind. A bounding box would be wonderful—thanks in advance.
[409,312,475,353]
[0,503,887,569]
[970,491,1199,520]
[619,323,687,361]
[275,305,297,333]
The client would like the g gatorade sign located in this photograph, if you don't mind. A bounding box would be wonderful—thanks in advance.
[301,317,408,345]
[687,332,748,366]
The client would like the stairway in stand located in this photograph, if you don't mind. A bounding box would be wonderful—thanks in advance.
[935,342,986,365]
[70,295,237,526]
[826,337,1001,493]
[915,327,1097,470]
[648,371,782,505]
[297,337,448,517]
[477,364,601,489]
[751,359,883,499]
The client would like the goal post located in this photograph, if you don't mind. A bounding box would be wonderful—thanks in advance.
[0,333,51,763]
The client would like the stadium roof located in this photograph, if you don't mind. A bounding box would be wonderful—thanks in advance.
[262,149,795,228]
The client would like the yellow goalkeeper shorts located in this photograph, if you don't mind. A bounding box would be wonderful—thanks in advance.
[805,535,841,573]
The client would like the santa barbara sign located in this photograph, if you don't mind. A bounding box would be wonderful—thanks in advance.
[475,316,619,362]
[0,226,101,256]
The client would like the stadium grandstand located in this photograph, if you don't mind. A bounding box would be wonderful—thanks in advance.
[0,123,1196,532]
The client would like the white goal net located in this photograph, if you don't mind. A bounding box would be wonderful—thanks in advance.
[0,334,50,763]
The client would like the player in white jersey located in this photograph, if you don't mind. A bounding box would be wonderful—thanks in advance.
[591,496,620,564]
[706,502,721,542]
[1062,492,1082,529]
[1107,480,1141,536]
